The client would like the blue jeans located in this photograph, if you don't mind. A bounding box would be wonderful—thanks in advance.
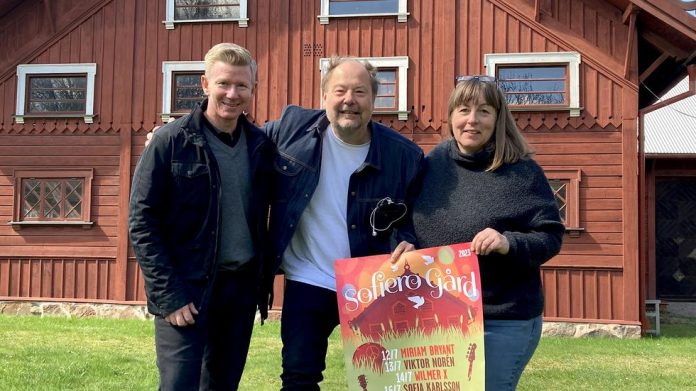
[280,280,340,391]
[484,316,542,391]
[154,269,258,391]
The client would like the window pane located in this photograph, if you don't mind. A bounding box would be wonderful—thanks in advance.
[498,66,566,80]
[499,80,565,93]
[22,179,40,218]
[376,70,396,83]
[65,180,83,219]
[173,72,204,112]
[174,0,240,20]
[375,68,397,110]
[375,97,395,109]
[43,181,62,219]
[549,179,568,224]
[504,93,565,105]
[27,75,87,114]
[378,84,395,96]
[329,0,398,15]
[498,65,567,106]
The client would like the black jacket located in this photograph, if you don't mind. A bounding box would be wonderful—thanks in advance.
[128,99,274,318]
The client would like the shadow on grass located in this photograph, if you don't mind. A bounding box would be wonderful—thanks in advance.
[651,319,696,338]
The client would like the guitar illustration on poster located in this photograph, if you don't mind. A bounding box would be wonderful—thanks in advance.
[335,243,485,391]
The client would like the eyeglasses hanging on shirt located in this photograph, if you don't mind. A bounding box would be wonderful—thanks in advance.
[369,197,408,237]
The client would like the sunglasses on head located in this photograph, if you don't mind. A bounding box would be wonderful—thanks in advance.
[455,75,497,83]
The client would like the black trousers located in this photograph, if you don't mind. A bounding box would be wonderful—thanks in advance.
[280,280,340,391]
[154,269,258,391]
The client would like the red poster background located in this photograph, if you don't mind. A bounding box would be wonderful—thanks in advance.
[335,243,485,391]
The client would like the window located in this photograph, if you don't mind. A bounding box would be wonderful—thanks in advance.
[421,318,436,329]
[319,0,408,24]
[162,61,206,122]
[497,65,567,106]
[484,52,581,116]
[15,64,97,124]
[164,0,248,29]
[11,169,93,229]
[545,169,583,236]
[393,302,406,314]
[394,320,409,332]
[319,56,409,120]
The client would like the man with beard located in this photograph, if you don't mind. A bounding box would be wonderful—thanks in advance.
[261,57,424,390]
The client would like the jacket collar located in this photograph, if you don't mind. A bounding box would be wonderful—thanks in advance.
[315,111,383,172]
[181,98,266,153]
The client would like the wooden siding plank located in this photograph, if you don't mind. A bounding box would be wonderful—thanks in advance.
[561,243,622,255]
[0,246,115,258]
[542,269,558,317]
[570,270,585,318]
[546,254,623,268]
[621,87,640,322]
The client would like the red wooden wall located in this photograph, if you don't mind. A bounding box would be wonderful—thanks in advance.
[0,0,641,325]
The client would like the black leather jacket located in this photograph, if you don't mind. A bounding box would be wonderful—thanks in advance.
[128,100,274,318]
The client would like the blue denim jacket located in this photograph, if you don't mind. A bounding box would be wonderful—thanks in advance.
[263,105,425,276]
[129,100,274,318]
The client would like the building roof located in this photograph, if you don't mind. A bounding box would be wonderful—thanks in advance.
[644,77,696,155]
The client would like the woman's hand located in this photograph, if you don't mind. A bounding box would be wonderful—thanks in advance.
[390,241,415,264]
[471,228,509,256]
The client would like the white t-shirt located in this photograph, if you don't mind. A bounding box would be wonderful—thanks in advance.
[282,125,370,291]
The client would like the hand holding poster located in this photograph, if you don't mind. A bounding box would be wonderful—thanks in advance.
[335,243,485,391]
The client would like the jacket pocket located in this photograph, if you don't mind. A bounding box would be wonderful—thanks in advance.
[272,154,304,203]
[273,153,303,176]
[172,161,209,178]
[170,161,210,209]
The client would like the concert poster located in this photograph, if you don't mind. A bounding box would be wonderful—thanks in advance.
[335,243,485,391]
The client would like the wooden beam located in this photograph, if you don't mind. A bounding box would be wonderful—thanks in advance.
[630,0,696,43]
[642,30,689,59]
[534,0,541,22]
[639,52,671,82]
[622,3,639,24]
[641,64,696,114]
[625,12,637,79]
[679,1,696,11]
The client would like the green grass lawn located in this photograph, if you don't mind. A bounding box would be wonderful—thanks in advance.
[1,315,695,390]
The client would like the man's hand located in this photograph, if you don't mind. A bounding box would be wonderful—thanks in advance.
[164,302,199,326]
[144,126,162,147]
[471,228,509,256]
[389,241,415,264]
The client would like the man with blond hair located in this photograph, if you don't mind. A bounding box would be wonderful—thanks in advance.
[129,43,274,390]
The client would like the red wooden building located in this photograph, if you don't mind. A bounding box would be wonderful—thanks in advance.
[348,261,477,340]
[0,0,694,335]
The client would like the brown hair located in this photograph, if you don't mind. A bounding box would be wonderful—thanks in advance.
[447,79,534,171]
[204,43,257,84]
[320,56,379,99]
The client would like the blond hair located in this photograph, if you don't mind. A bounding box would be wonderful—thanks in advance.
[321,56,379,98]
[447,79,534,171]
[204,43,257,83]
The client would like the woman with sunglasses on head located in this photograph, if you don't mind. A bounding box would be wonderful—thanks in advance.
[411,76,565,390]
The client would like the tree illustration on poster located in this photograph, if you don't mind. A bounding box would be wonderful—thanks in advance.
[335,243,485,391]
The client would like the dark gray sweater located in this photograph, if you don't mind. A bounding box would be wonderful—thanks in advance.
[413,139,564,320]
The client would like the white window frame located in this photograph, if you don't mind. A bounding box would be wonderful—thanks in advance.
[318,0,408,24]
[484,52,582,117]
[15,63,97,125]
[164,0,249,29]
[319,56,409,120]
[162,61,206,123]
